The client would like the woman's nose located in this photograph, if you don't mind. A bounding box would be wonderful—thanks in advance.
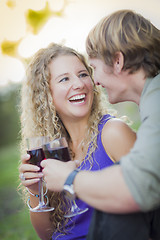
[72,76,84,90]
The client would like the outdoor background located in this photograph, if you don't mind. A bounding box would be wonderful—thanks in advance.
[0,0,159,239]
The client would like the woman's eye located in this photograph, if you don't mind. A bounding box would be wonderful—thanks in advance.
[79,73,89,78]
[59,77,68,83]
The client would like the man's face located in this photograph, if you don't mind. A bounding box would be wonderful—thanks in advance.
[89,58,129,104]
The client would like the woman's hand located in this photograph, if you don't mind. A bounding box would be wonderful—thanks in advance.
[41,159,78,192]
[19,154,43,194]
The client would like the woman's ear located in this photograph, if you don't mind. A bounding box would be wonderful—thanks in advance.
[113,52,124,74]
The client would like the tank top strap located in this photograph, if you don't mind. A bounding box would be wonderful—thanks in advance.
[98,114,115,132]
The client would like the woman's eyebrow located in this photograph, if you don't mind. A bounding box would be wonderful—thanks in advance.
[55,72,68,81]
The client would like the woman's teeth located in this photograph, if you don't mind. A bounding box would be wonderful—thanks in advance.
[69,94,85,104]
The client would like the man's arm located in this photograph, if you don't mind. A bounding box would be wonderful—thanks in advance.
[41,158,140,213]
[74,164,140,213]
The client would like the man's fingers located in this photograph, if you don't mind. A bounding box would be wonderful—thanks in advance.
[66,160,79,169]
[74,160,80,167]
[41,159,47,168]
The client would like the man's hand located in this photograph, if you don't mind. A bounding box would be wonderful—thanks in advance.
[41,159,79,192]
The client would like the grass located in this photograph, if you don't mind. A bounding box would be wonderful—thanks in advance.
[0,144,40,240]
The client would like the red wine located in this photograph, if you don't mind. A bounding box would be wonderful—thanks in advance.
[43,145,71,162]
[27,148,45,171]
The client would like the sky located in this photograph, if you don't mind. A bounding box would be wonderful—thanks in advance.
[0,0,160,87]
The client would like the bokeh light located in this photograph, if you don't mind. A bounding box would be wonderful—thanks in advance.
[0,0,160,87]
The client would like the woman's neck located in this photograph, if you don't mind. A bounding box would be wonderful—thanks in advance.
[64,118,88,161]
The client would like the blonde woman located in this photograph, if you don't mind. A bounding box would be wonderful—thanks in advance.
[19,43,136,240]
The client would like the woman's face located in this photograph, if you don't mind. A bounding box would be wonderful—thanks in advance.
[49,55,94,121]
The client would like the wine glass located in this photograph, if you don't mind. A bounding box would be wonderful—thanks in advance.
[26,136,55,212]
[43,137,88,217]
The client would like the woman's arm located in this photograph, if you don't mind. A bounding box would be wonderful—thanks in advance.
[19,154,53,240]
[101,118,136,162]
[30,206,53,240]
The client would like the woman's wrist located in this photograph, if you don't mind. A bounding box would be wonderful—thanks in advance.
[26,187,47,197]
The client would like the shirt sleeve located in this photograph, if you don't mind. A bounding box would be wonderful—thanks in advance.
[120,77,160,211]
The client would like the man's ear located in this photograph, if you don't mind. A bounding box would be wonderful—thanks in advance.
[113,52,124,74]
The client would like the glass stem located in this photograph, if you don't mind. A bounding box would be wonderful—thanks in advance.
[39,177,45,206]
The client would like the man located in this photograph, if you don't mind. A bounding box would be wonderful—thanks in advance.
[84,9,160,212]
[41,10,160,239]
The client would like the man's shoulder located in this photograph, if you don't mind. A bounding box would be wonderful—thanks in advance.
[140,74,160,117]
[143,74,160,95]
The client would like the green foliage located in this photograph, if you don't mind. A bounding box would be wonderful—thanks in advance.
[0,144,39,239]
[0,83,21,147]
[0,209,39,240]
[1,1,67,58]
[111,101,141,132]
[26,2,54,34]
[1,39,21,57]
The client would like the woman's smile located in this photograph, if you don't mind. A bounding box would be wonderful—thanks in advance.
[69,93,86,104]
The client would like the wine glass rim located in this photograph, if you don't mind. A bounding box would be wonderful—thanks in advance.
[43,137,68,148]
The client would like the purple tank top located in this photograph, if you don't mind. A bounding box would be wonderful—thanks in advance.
[52,114,114,240]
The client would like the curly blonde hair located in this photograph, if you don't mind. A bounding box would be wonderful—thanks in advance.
[20,43,109,233]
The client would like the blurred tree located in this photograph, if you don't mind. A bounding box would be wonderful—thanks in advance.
[0,0,69,147]
[1,0,68,58]
[6,0,16,9]
[1,39,22,58]
[25,1,66,34]
[0,83,21,147]
[26,2,54,34]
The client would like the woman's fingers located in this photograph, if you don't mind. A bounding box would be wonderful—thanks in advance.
[20,171,43,181]
[21,154,30,163]
[19,171,43,192]
[19,153,43,186]
[19,154,44,194]
[19,163,40,173]
[21,178,41,187]
[19,171,43,187]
